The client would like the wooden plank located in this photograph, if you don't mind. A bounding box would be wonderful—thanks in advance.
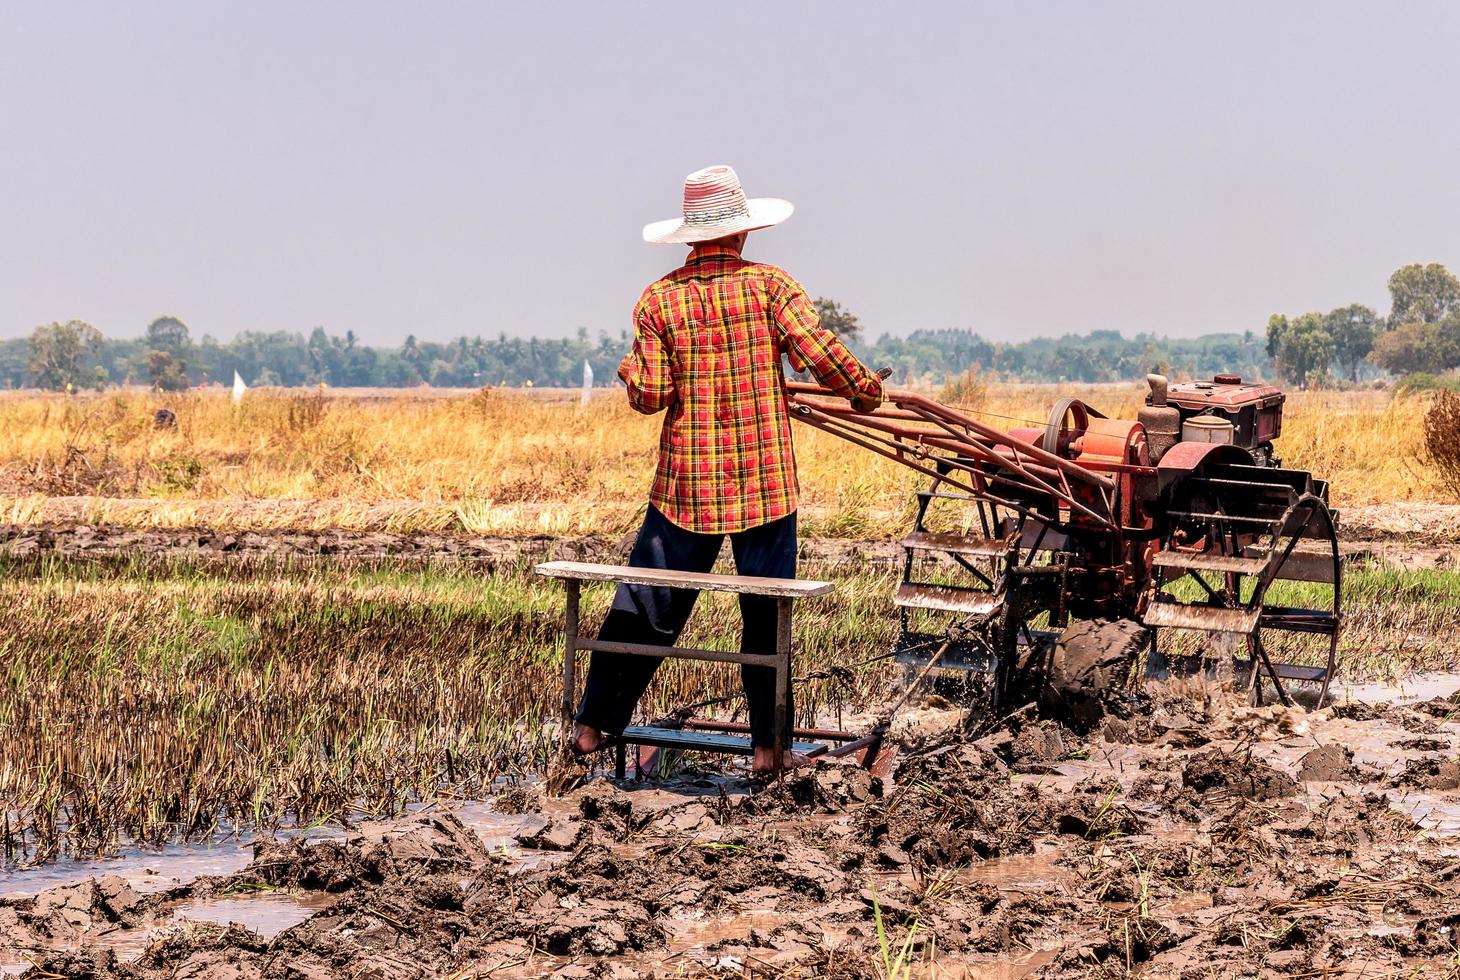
[535,560,834,598]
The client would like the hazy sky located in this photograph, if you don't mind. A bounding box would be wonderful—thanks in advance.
[3,2,1457,345]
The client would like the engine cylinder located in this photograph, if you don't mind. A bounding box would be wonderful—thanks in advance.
[1140,374,1181,463]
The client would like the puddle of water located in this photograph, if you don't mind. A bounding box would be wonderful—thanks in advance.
[1155,891,1213,915]
[662,908,792,947]
[1386,790,1460,835]
[0,792,558,901]
[0,823,349,901]
[436,802,551,851]
[169,892,336,937]
[1,839,257,901]
[0,892,335,974]
[960,851,1076,892]
[1341,672,1460,706]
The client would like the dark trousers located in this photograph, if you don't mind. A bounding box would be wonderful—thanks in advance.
[575,505,797,748]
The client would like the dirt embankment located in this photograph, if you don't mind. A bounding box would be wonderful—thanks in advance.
[1,520,1456,568]
[5,686,1460,978]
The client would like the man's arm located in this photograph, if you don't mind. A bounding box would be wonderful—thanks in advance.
[772,275,883,411]
[618,302,677,414]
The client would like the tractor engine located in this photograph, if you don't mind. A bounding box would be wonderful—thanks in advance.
[1141,373,1286,467]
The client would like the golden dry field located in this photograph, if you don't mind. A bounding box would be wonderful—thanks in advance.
[0,383,1446,537]
[2,382,1458,864]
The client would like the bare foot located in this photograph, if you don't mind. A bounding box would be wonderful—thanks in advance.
[750,747,815,776]
[570,723,608,755]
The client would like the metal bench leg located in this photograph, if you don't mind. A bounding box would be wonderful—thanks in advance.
[561,579,580,735]
[774,597,793,777]
[614,742,627,780]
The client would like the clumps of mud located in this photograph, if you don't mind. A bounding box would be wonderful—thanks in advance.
[1390,756,1460,790]
[7,686,1460,978]
[0,876,145,954]
[1182,747,1299,800]
[1297,742,1358,782]
[1331,698,1445,733]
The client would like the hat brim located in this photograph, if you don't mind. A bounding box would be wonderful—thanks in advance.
[642,197,794,244]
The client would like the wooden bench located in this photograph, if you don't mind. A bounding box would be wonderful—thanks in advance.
[535,560,844,777]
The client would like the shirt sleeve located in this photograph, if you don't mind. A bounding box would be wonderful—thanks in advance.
[772,274,884,406]
[619,297,677,414]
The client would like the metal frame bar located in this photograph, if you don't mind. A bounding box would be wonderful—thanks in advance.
[576,638,782,668]
[552,573,820,779]
[786,384,1140,533]
[1148,492,1342,708]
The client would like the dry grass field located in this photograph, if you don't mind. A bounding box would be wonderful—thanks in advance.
[0,383,1446,537]
[2,383,1457,865]
[2,552,1455,861]
[0,380,1458,980]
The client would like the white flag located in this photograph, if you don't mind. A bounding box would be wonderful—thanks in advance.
[232,370,248,403]
[580,359,593,407]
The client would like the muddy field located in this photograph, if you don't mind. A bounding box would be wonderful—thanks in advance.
[0,520,1456,568]
[4,678,1460,979]
[2,519,1458,976]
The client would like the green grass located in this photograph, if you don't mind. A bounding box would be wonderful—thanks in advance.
[0,551,1454,863]
[1155,563,1460,673]
[0,553,899,861]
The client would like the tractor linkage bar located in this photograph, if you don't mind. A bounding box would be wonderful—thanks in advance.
[787,383,1128,533]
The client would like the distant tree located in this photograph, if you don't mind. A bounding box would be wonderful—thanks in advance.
[401,334,424,375]
[1323,304,1378,382]
[28,320,106,390]
[145,316,190,355]
[306,326,334,384]
[1369,316,1460,375]
[813,298,863,343]
[1388,263,1460,326]
[145,350,190,391]
[0,337,28,388]
[143,316,192,390]
[1266,312,1333,389]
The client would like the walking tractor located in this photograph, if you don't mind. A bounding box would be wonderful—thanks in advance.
[787,372,1342,714]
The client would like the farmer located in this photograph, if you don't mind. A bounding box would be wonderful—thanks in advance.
[570,165,884,774]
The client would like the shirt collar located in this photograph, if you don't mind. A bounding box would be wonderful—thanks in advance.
[685,244,744,265]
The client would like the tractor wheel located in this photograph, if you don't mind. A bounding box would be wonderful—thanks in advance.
[1043,619,1148,730]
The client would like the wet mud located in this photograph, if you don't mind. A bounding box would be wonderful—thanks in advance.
[5,682,1460,978]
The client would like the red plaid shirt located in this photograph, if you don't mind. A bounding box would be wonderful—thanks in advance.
[620,244,884,533]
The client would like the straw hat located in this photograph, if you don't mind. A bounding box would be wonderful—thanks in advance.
[642,165,794,244]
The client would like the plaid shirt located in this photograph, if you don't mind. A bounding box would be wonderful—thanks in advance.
[620,244,884,533]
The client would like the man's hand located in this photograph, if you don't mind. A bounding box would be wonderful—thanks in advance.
[850,374,885,413]
[617,351,636,384]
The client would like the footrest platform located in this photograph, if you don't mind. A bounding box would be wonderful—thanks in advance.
[613,725,830,757]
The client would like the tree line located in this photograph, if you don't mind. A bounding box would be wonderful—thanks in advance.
[1265,262,1460,388]
[4,263,1455,392]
